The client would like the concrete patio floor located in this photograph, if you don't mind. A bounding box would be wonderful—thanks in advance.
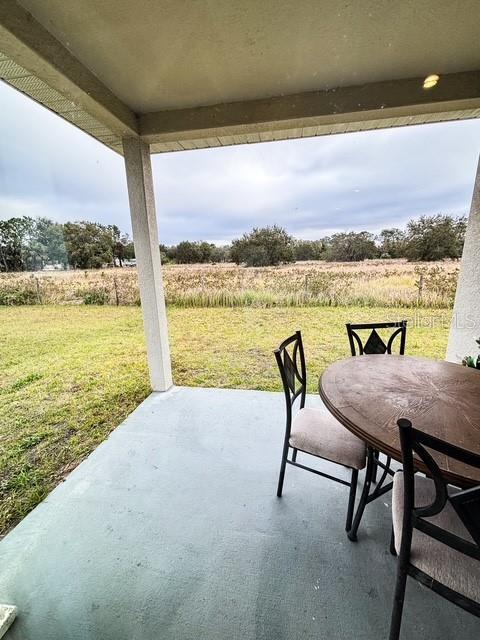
[0,387,478,640]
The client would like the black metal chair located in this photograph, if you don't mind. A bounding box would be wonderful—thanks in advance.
[346,320,407,357]
[389,418,480,640]
[345,320,407,541]
[274,331,367,532]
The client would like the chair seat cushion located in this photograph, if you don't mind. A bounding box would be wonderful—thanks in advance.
[289,408,366,470]
[392,472,480,604]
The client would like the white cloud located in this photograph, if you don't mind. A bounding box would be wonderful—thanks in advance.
[1,80,479,244]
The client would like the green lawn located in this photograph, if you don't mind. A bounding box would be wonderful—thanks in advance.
[0,305,451,534]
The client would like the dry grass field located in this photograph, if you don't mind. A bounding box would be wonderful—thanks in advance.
[0,259,460,308]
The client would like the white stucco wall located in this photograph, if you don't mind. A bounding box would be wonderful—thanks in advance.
[446,155,480,363]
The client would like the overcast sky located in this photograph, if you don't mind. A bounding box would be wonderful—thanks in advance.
[1,81,479,245]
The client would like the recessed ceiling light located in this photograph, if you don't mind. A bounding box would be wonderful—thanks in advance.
[423,74,440,89]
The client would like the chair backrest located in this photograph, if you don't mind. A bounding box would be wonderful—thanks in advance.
[397,418,480,563]
[274,331,307,420]
[346,320,407,356]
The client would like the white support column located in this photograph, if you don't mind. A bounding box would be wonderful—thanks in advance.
[0,604,17,638]
[446,155,480,363]
[123,137,173,391]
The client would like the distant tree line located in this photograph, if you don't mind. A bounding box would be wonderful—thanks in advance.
[0,217,135,271]
[0,214,466,271]
[160,241,230,265]
[161,214,466,267]
[228,215,466,266]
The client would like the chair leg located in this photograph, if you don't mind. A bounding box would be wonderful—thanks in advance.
[390,526,397,556]
[389,560,409,640]
[372,450,378,483]
[277,443,290,497]
[292,448,298,463]
[345,469,358,532]
[347,448,374,542]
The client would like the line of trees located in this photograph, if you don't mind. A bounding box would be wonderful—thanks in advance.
[0,214,466,272]
[229,215,466,266]
[0,217,135,271]
[163,214,466,267]
[160,241,229,265]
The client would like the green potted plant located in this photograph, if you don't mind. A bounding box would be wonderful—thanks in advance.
[462,337,480,369]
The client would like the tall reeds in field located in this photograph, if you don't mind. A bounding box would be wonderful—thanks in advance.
[0,260,459,309]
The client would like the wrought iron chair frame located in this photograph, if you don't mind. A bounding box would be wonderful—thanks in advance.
[275,331,361,533]
[345,320,407,541]
[389,418,480,640]
[346,320,407,357]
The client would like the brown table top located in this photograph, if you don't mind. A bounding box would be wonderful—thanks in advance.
[319,355,480,488]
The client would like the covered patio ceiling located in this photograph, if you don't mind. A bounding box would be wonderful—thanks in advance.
[1,1,480,154]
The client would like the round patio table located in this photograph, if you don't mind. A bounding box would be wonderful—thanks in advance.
[319,354,480,489]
